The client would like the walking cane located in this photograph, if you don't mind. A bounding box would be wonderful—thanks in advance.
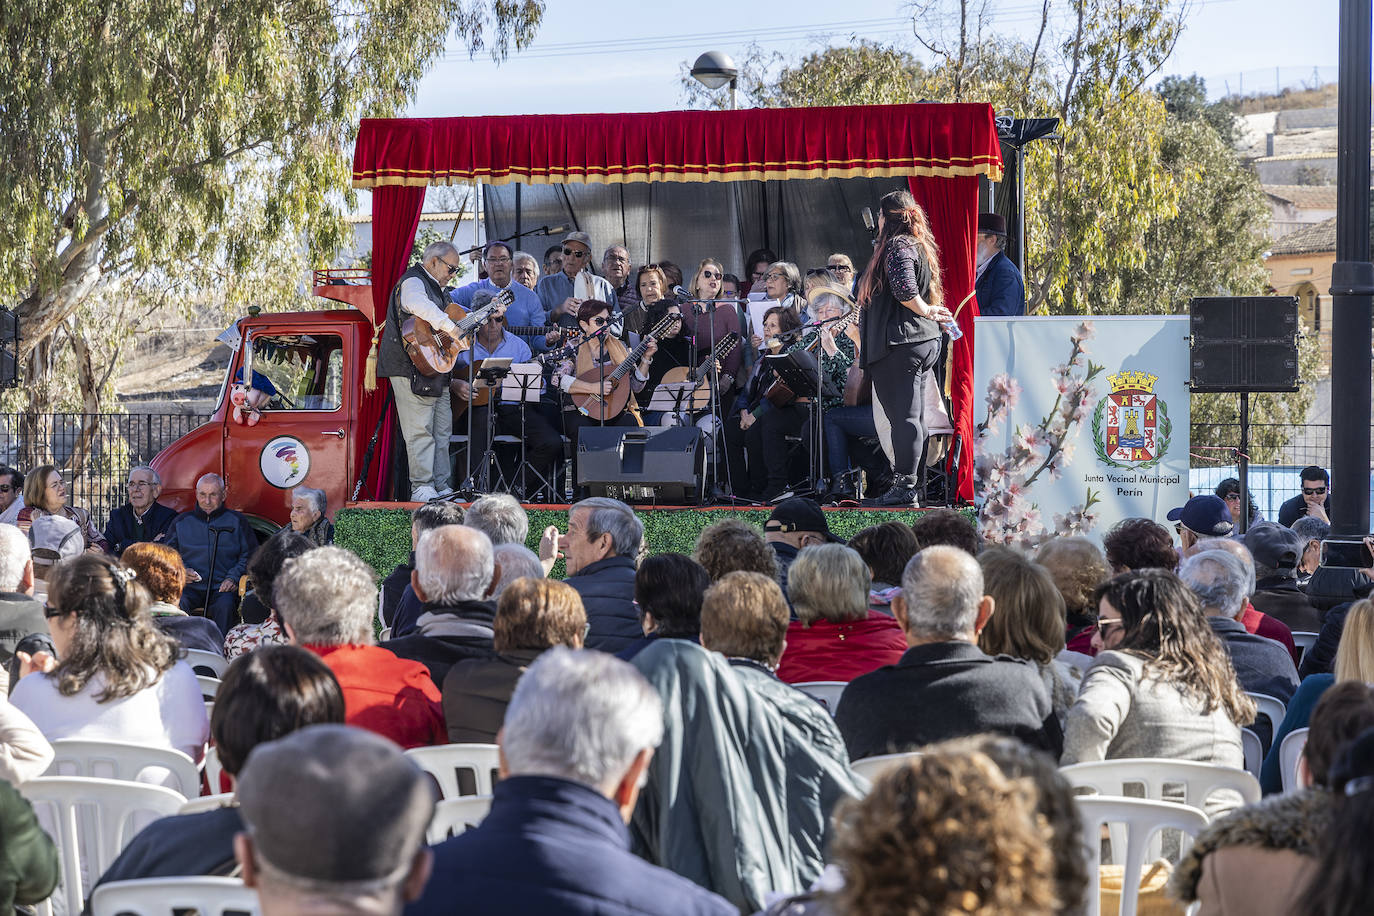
[201,527,226,618]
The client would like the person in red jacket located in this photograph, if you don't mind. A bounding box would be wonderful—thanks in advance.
[776,544,907,684]
[274,546,445,749]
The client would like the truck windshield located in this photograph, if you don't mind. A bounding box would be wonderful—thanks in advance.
[248,334,344,411]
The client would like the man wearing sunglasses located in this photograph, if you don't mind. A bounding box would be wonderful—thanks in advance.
[0,467,23,526]
[1277,465,1332,528]
[376,240,469,501]
[536,231,616,324]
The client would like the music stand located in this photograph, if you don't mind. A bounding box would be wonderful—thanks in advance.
[645,381,698,426]
[764,350,840,495]
[464,358,512,493]
[502,362,552,500]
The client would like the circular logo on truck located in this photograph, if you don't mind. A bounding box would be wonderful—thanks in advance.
[260,436,310,488]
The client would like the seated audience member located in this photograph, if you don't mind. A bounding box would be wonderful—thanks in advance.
[1262,598,1374,793]
[692,518,779,582]
[1215,476,1264,532]
[540,498,641,654]
[836,546,1061,761]
[1190,536,1299,660]
[0,525,49,693]
[415,649,734,916]
[1173,681,1374,916]
[275,547,445,749]
[16,464,108,552]
[11,554,207,762]
[1291,515,1329,588]
[977,547,1082,728]
[830,749,1056,916]
[1277,465,1330,527]
[464,493,529,546]
[279,486,333,546]
[234,724,437,914]
[381,526,497,686]
[27,514,84,606]
[619,553,711,660]
[1036,535,1111,657]
[225,532,313,657]
[442,578,584,744]
[0,776,58,912]
[90,646,345,890]
[385,501,466,637]
[1102,516,1179,572]
[1062,570,1252,815]
[846,521,919,616]
[121,542,225,654]
[0,465,24,526]
[1245,522,1322,632]
[1288,726,1374,916]
[776,544,906,685]
[764,498,842,595]
[103,465,177,554]
[1168,494,1236,552]
[631,572,864,911]
[164,473,256,633]
[908,507,980,557]
[490,542,544,596]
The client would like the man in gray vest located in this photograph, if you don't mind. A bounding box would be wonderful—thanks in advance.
[377,241,467,502]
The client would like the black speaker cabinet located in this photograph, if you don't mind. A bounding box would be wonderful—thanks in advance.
[576,426,705,503]
[1189,296,1299,392]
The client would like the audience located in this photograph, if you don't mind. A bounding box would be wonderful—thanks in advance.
[163,473,256,633]
[442,577,585,744]
[1189,536,1299,660]
[90,645,346,890]
[489,542,544,596]
[692,518,779,582]
[274,546,445,749]
[0,525,49,693]
[846,521,919,616]
[381,526,498,686]
[619,552,710,660]
[225,532,313,657]
[763,498,840,595]
[1246,522,1322,632]
[1036,535,1110,657]
[909,507,980,557]
[10,553,207,762]
[541,498,641,654]
[16,464,108,552]
[120,542,226,654]
[1102,516,1178,572]
[1290,725,1374,916]
[0,465,24,525]
[1277,465,1330,527]
[464,493,530,546]
[103,465,177,554]
[775,544,906,685]
[384,500,466,637]
[1168,494,1236,552]
[835,546,1062,761]
[413,648,734,915]
[282,485,334,546]
[234,724,437,915]
[1291,515,1329,587]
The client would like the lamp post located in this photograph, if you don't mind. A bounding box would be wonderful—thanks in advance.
[691,51,739,110]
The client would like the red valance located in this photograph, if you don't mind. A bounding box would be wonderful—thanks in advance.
[352,103,1004,188]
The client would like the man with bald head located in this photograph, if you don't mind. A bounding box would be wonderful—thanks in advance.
[164,473,256,632]
[382,525,499,686]
[834,545,1061,760]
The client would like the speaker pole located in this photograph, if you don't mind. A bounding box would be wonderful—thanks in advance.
[1238,391,1250,536]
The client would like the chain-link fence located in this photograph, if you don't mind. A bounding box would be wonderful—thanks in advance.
[0,413,211,527]
[1189,422,1334,522]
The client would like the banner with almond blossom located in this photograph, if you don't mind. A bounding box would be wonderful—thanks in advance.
[972,316,1190,548]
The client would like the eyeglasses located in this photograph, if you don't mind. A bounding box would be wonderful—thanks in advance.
[765,271,785,281]
[485,255,512,264]
[604,254,630,264]
[1097,618,1125,634]
[1303,486,1327,496]
[43,605,66,619]
[701,269,722,280]
[562,247,589,258]
[828,264,854,274]
[0,485,11,494]
[439,258,461,274]
[1222,492,1241,501]
[589,317,610,327]
[128,482,152,489]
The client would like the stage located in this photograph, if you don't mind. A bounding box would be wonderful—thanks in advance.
[335,502,957,580]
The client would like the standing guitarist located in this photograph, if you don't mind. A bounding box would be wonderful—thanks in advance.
[451,240,558,353]
[377,240,467,502]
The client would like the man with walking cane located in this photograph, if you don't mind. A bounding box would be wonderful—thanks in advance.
[164,473,256,633]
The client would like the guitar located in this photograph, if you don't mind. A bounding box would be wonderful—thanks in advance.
[765,308,860,408]
[451,339,581,420]
[402,288,514,377]
[505,324,582,348]
[659,332,742,411]
[570,312,682,422]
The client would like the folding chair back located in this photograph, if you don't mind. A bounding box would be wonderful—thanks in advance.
[88,876,258,916]
[1280,727,1310,794]
[404,744,501,798]
[793,681,847,715]
[426,794,494,843]
[850,751,922,784]
[1076,796,1208,916]
[182,649,230,678]
[47,738,200,799]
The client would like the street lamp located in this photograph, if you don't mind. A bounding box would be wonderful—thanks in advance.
[691,50,739,110]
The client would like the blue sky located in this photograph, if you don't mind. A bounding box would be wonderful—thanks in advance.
[409,0,1340,117]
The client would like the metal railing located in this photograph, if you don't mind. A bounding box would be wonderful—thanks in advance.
[1189,421,1334,523]
[0,413,211,527]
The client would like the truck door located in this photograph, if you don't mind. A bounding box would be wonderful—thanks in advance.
[224,327,353,528]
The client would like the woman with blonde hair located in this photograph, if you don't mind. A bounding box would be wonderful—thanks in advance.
[684,257,744,395]
[16,464,107,552]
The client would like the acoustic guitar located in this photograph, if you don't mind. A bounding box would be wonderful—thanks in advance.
[765,308,860,408]
[659,332,742,411]
[452,339,581,420]
[570,313,682,422]
[402,288,514,377]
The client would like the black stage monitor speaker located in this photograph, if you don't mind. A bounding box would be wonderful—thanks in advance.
[577,426,705,503]
[1189,296,1299,393]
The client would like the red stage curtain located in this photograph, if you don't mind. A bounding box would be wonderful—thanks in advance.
[359,184,425,499]
[353,104,1004,188]
[910,175,979,503]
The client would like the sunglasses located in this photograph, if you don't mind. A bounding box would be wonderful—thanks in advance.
[562,247,589,258]
[701,269,722,280]
[589,317,610,327]
[1303,486,1327,495]
[439,258,461,274]
[43,605,67,619]
[1097,618,1124,633]
[0,485,11,493]
[828,264,853,273]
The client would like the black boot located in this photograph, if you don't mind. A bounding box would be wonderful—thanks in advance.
[826,472,858,503]
[862,473,921,508]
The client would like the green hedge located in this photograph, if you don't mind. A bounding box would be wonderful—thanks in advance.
[335,505,956,581]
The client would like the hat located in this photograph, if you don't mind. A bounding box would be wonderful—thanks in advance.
[977,213,1008,237]
[236,724,437,884]
[232,368,279,397]
[1244,522,1304,572]
[29,515,83,567]
[560,230,593,252]
[1166,495,1234,537]
[766,497,843,543]
[804,283,856,311]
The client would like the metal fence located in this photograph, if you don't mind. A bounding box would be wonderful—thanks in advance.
[1189,421,1334,522]
[0,413,211,527]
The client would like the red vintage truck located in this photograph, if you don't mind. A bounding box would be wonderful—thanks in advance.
[150,104,1002,529]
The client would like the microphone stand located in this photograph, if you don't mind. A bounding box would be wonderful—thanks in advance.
[676,293,730,502]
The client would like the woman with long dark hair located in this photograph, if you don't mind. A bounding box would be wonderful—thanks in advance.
[855,189,953,506]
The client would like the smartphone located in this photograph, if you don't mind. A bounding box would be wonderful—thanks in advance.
[1319,538,1374,569]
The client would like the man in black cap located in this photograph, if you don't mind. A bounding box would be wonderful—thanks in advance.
[763,497,841,597]
[1166,494,1234,553]
[1245,522,1322,633]
[973,213,1025,317]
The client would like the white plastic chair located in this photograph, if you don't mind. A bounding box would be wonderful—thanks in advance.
[426,794,494,843]
[794,681,847,715]
[197,674,222,700]
[1059,758,1261,812]
[1280,727,1310,794]
[178,792,236,816]
[404,744,501,798]
[182,649,229,678]
[850,751,922,784]
[1076,796,1209,916]
[203,745,225,794]
[47,738,201,799]
[1241,728,1263,780]
[1246,692,1287,743]
[20,776,188,916]
[1290,631,1319,665]
[88,876,258,915]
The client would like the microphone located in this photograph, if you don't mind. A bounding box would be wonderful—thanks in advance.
[861,207,876,234]
[543,225,568,235]
[672,285,694,300]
